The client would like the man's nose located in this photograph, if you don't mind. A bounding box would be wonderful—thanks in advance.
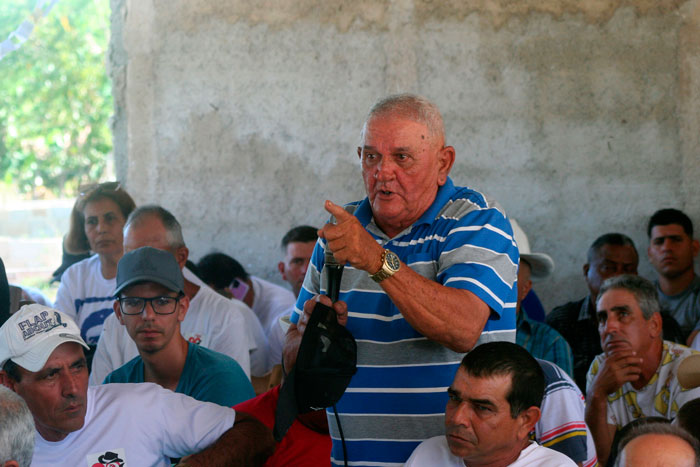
[375,157,396,180]
[61,371,81,397]
[450,403,473,427]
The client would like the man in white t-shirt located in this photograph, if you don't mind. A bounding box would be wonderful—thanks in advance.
[405,342,576,467]
[90,206,257,384]
[0,304,273,466]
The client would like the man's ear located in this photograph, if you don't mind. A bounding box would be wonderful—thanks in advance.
[649,312,663,338]
[516,406,541,440]
[278,261,287,279]
[113,300,125,325]
[436,146,456,185]
[174,246,189,269]
[0,371,16,391]
[583,263,590,278]
[692,239,699,258]
[177,295,190,322]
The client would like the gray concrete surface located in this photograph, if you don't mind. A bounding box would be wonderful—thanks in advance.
[109,0,700,311]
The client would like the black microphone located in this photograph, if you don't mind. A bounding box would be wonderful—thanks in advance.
[325,245,344,302]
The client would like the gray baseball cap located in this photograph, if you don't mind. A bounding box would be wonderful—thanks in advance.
[114,246,184,296]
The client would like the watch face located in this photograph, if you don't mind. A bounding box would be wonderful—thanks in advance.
[386,251,400,271]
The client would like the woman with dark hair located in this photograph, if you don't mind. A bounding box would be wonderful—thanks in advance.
[54,182,136,352]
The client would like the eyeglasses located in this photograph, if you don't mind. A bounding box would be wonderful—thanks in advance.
[117,294,184,315]
[79,181,121,197]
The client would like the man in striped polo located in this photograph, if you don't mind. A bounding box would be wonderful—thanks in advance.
[285,93,519,466]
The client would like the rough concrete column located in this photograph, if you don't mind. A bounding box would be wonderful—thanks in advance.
[122,0,157,202]
[680,0,700,216]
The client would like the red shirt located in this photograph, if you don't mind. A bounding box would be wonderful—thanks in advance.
[234,385,332,466]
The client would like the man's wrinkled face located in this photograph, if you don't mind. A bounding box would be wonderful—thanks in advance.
[596,288,658,357]
[357,114,453,237]
[585,244,638,299]
[8,343,88,442]
[444,369,525,464]
[278,241,316,297]
[648,224,699,279]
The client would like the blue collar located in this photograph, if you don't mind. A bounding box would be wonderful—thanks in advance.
[353,177,457,233]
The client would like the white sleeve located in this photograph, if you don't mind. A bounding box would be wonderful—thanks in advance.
[155,387,237,458]
[54,270,78,320]
[90,313,126,385]
[244,306,270,377]
[205,302,251,378]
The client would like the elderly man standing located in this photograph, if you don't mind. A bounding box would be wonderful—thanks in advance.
[285,94,518,466]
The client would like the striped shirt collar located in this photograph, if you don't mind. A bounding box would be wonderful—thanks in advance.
[354,177,457,238]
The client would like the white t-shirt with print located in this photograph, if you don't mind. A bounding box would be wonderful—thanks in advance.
[90,269,252,384]
[404,437,576,467]
[31,383,235,467]
[54,255,114,346]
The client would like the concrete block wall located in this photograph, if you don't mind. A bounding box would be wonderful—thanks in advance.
[109,0,700,311]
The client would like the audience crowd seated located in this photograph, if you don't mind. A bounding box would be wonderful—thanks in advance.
[90,205,256,383]
[103,247,254,406]
[7,93,700,467]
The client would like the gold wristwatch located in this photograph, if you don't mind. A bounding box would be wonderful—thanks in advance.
[370,249,400,283]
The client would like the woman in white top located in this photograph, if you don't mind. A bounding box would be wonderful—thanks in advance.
[54,182,136,361]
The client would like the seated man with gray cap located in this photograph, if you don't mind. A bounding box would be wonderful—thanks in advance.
[103,247,254,407]
[0,304,273,466]
[512,220,574,377]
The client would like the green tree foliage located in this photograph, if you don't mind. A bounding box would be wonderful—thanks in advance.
[0,0,112,198]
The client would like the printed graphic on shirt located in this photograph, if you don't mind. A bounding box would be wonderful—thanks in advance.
[86,448,126,467]
[187,333,202,345]
[17,310,68,340]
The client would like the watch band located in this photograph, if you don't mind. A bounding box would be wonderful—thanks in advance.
[370,249,400,283]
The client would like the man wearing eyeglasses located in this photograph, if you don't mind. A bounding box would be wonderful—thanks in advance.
[103,246,255,407]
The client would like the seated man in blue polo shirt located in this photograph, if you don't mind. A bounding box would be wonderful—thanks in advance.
[104,246,254,407]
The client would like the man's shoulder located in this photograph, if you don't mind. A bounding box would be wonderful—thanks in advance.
[513,442,578,466]
[188,341,243,370]
[433,185,508,225]
[104,354,143,384]
[406,436,462,466]
[190,285,247,322]
[546,298,587,323]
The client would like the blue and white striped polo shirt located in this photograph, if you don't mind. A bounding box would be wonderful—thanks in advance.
[291,177,518,467]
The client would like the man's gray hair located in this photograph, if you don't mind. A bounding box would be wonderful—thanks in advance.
[125,205,186,249]
[362,93,445,145]
[597,274,660,319]
[0,385,35,467]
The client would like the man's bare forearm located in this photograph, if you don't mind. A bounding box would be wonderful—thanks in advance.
[179,411,275,467]
[585,392,615,466]
[380,262,490,353]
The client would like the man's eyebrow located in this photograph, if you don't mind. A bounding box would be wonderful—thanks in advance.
[71,357,87,367]
[467,397,496,408]
[609,305,632,313]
